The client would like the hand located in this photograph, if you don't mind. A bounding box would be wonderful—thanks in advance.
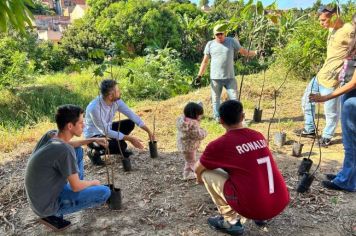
[309,93,327,103]
[91,180,101,186]
[124,135,144,149]
[191,76,202,88]
[95,138,109,148]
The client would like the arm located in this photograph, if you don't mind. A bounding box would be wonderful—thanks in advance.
[117,100,145,128]
[194,160,207,184]
[310,72,356,102]
[67,173,100,192]
[187,121,207,140]
[197,55,210,77]
[238,47,258,57]
[140,124,155,141]
[118,100,155,144]
[68,137,108,148]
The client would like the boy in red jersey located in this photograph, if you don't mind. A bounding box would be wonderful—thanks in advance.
[195,100,290,235]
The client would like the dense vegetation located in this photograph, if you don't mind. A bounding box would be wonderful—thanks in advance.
[0,0,355,132]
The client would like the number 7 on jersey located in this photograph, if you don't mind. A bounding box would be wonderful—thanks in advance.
[257,156,275,194]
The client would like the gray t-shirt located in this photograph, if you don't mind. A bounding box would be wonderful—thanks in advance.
[25,131,78,217]
[204,37,241,80]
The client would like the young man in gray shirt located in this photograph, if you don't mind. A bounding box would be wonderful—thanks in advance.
[25,105,111,231]
[84,79,154,165]
[196,23,260,120]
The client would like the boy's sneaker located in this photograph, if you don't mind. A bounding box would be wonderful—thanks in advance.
[207,215,244,236]
[38,215,71,231]
[87,148,105,166]
[293,128,316,138]
[325,173,336,181]
[318,137,332,147]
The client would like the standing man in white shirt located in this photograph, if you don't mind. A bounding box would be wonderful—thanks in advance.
[84,79,155,165]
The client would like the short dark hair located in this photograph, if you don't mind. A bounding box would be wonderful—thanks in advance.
[219,100,243,126]
[100,79,117,97]
[55,104,84,131]
[184,102,204,119]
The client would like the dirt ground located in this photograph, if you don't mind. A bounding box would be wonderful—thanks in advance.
[1,84,356,235]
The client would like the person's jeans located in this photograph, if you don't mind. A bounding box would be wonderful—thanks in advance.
[333,90,356,191]
[301,77,340,139]
[56,147,111,216]
[75,147,84,180]
[210,79,238,119]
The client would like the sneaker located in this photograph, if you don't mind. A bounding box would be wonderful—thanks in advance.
[87,148,105,166]
[318,137,332,147]
[254,220,268,227]
[293,128,316,138]
[322,180,343,191]
[207,215,244,236]
[38,215,71,231]
[325,173,336,181]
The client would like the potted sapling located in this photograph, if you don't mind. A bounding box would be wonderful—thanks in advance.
[292,132,304,157]
[148,106,158,158]
[253,69,266,122]
[103,146,122,210]
[274,117,286,147]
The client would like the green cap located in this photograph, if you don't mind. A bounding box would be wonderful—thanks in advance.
[213,23,228,35]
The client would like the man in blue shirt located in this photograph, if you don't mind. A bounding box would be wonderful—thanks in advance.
[195,23,260,121]
[84,79,154,165]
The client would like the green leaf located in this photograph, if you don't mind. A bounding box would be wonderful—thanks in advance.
[256,1,264,15]
[266,1,277,10]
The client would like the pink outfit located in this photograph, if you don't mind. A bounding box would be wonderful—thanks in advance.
[176,115,207,175]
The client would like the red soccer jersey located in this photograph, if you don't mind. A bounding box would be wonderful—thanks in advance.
[200,128,290,220]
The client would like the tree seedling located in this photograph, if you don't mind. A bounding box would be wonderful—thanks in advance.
[292,132,304,157]
[253,69,266,122]
[148,105,158,158]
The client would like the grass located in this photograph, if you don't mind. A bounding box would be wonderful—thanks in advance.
[0,63,344,169]
[0,64,296,153]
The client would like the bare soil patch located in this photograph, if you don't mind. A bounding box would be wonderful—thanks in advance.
[1,83,355,235]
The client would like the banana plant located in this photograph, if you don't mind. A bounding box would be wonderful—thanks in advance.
[0,0,34,34]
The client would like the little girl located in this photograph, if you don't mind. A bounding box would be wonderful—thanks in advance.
[176,102,207,180]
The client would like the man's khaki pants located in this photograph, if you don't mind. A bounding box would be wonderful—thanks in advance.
[202,169,239,222]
